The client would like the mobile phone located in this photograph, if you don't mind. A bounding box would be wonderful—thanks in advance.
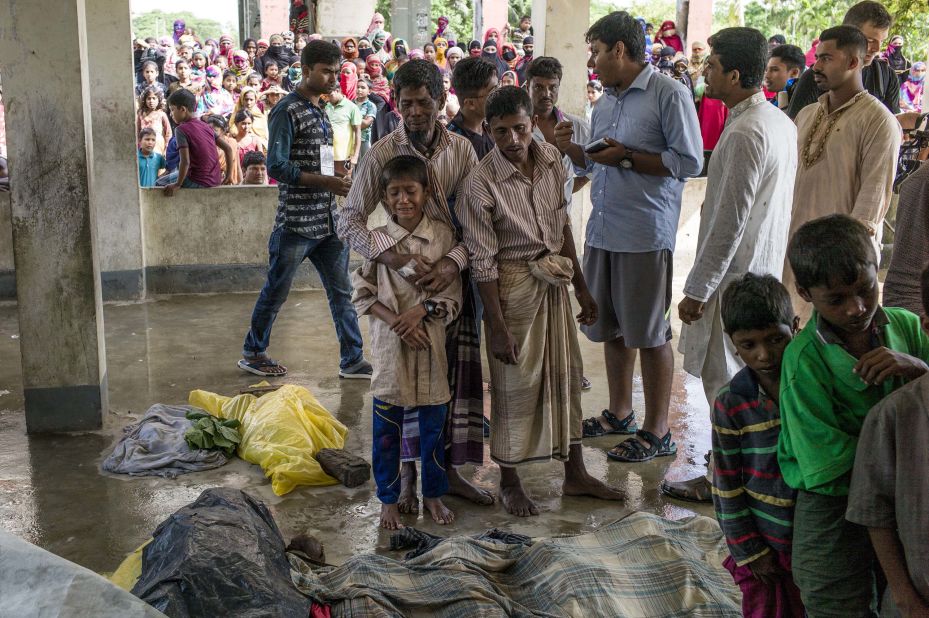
[585,138,611,154]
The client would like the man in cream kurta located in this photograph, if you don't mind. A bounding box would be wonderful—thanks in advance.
[671,27,798,502]
[785,29,901,319]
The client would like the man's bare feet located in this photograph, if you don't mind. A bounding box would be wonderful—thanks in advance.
[398,461,419,514]
[423,497,456,525]
[500,469,539,517]
[379,504,405,529]
[447,466,495,506]
[562,470,625,501]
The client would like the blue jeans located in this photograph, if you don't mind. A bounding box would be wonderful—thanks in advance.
[243,227,364,370]
[372,398,448,504]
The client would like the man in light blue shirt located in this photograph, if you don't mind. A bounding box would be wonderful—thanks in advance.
[555,10,702,463]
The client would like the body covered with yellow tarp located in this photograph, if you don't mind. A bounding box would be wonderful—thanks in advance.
[190,384,347,495]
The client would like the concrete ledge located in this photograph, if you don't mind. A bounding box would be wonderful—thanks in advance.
[144,261,364,295]
[24,378,106,433]
[101,269,144,302]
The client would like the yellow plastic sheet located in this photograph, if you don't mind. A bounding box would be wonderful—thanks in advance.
[189,383,348,495]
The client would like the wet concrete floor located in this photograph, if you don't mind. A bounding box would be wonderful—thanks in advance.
[0,209,714,576]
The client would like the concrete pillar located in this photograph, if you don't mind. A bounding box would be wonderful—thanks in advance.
[86,0,146,301]
[260,0,291,39]
[684,0,714,50]
[0,0,108,432]
[531,0,590,116]
[389,0,431,50]
[240,0,262,42]
[475,0,508,42]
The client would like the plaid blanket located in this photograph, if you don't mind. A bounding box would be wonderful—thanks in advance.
[289,512,741,617]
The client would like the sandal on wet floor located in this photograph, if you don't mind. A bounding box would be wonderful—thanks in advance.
[237,357,288,377]
[606,429,676,462]
[660,476,713,503]
[582,409,638,438]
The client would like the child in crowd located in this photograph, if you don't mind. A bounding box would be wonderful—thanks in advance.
[353,79,377,159]
[324,86,361,176]
[778,214,929,616]
[284,62,302,91]
[233,109,268,166]
[137,128,165,188]
[135,60,166,97]
[711,273,804,618]
[351,155,461,530]
[231,87,268,140]
[261,62,284,92]
[168,59,198,97]
[163,89,233,194]
[198,65,235,117]
[846,263,929,616]
[259,85,287,113]
[136,86,172,155]
[246,72,262,91]
[203,114,241,186]
[241,150,267,185]
[222,70,240,103]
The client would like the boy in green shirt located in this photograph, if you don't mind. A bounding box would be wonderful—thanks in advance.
[778,214,929,616]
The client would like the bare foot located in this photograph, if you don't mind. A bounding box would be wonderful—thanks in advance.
[563,470,625,501]
[398,461,419,514]
[500,478,539,517]
[423,497,456,525]
[379,503,405,530]
[447,466,495,506]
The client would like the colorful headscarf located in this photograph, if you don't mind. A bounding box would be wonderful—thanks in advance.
[484,28,500,44]
[409,49,425,60]
[434,37,448,69]
[501,43,518,69]
[288,62,302,85]
[366,12,386,39]
[365,56,390,99]
[342,37,359,61]
[173,19,185,44]
[340,61,358,100]
[391,38,409,59]
[501,70,519,87]
[657,20,683,53]
[468,40,482,58]
[231,50,251,84]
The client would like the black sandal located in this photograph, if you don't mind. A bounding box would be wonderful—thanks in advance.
[607,429,677,462]
[582,409,638,438]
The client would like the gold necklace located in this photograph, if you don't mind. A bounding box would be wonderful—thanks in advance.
[800,91,866,169]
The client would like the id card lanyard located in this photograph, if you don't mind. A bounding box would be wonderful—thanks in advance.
[308,101,335,176]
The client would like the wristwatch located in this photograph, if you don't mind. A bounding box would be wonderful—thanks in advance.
[619,149,635,169]
[423,300,439,317]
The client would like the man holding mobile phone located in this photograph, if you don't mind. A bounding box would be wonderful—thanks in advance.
[555,11,702,465]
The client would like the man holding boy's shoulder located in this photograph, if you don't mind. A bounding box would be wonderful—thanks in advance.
[711,274,804,617]
[778,215,929,616]
[846,265,929,616]
[339,59,492,509]
[459,86,623,517]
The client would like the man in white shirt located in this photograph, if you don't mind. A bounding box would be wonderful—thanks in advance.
[665,27,798,502]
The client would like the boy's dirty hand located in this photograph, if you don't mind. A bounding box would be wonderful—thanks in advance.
[853,347,929,385]
[747,552,782,586]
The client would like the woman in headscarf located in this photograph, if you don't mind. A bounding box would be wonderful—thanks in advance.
[198,65,235,117]
[484,28,501,44]
[357,37,374,61]
[342,37,359,61]
[884,35,911,78]
[340,61,359,100]
[172,19,186,45]
[500,42,519,71]
[243,38,259,63]
[231,50,251,87]
[371,31,391,64]
[468,40,482,58]
[386,38,409,79]
[500,70,519,87]
[687,40,708,82]
[433,37,449,70]
[218,34,235,64]
[409,48,425,60]
[900,61,926,112]
[230,86,268,140]
[446,46,463,71]
[365,12,386,39]
[481,39,507,77]
[365,55,391,100]
[656,21,684,53]
[805,38,818,69]
[432,16,455,44]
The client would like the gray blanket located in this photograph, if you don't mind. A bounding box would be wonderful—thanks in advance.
[102,404,228,478]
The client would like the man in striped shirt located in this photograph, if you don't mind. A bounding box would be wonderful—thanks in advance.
[459,86,623,517]
[711,274,803,617]
[338,60,492,510]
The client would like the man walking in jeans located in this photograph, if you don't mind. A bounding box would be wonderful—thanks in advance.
[239,39,371,379]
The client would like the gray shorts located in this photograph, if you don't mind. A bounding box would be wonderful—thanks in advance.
[581,247,673,349]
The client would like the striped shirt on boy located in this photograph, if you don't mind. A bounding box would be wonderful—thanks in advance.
[712,366,797,566]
